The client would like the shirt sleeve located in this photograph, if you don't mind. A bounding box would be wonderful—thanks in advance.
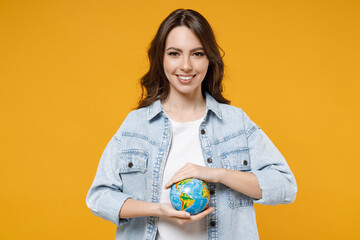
[86,135,132,226]
[242,112,297,205]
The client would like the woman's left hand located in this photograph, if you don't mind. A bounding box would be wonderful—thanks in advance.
[164,163,223,189]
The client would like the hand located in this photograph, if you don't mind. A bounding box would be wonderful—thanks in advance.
[164,163,222,189]
[159,203,214,226]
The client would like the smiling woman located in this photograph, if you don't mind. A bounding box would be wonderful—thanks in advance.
[162,26,210,116]
[86,8,297,240]
[138,9,230,109]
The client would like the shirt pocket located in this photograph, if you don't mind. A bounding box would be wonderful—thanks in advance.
[118,149,148,174]
[118,149,149,200]
[220,148,253,208]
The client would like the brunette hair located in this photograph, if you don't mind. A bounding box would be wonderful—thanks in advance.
[137,9,230,109]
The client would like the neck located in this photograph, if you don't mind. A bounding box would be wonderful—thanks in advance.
[162,91,206,122]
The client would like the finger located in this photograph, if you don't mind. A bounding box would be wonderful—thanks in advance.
[165,169,195,189]
[165,175,184,189]
[171,210,191,219]
[165,175,189,189]
[160,203,191,219]
[191,207,214,221]
[170,207,214,226]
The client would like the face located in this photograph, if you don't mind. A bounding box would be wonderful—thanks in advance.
[163,26,209,98]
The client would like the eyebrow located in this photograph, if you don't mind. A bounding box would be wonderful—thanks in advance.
[165,47,204,52]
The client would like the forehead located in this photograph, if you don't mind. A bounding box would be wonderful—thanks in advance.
[165,26,203,48]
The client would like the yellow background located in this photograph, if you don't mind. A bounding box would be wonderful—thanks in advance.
[1,0,359,239]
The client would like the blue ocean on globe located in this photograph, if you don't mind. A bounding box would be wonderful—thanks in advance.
[170,178,210,215]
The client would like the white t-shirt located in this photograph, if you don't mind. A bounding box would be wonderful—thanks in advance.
[156,116,207,240]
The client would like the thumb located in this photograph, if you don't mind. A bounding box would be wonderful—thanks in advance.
[172,210,191,219]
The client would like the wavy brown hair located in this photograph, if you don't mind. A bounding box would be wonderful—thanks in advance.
[137,9,230,109]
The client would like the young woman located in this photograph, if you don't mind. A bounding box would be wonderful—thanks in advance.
[86,9,297,240]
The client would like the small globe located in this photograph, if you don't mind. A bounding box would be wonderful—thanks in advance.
[170,178,210,215]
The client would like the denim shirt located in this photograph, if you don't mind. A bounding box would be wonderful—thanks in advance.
[86,93,297,240]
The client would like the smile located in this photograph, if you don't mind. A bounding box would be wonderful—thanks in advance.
[176,74,196,81]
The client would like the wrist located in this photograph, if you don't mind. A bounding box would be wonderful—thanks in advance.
[119,199,163,219]
[153,203,163,217]
[143,201,162,218]
[214,167,226,183]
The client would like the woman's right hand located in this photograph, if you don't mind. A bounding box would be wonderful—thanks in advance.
[119,199,214,226]
[158,203,214,226]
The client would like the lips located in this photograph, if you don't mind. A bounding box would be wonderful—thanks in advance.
[176,74,196,83]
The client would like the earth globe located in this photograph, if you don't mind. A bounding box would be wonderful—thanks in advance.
[170,178,210,215]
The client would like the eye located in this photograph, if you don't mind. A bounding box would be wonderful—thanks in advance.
[193,52,205,57]
[168,52,179,56]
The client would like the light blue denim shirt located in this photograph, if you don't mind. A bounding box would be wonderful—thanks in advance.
[86,93,297,240]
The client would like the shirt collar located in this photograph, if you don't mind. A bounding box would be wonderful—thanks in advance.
[205,92,222,119]
[147,98,163,120]
[147,92,223,121]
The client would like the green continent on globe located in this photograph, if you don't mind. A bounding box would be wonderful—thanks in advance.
[175,178,192,190]
[179,192,195,210]
[201,186,209,199]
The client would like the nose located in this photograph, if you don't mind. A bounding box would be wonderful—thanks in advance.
[180,55,193,72]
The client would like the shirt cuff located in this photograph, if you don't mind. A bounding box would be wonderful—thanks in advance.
[251,169,285,205]
[93,191,132,226]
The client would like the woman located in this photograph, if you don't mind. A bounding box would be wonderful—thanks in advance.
[86,9,297,240]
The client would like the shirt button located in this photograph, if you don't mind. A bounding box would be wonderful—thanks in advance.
[210,221,216,227]
[201,129,206,135]
[128,162,133,168]
[207,158,213,163]
[210,189,215,195]
[243,160,248,166]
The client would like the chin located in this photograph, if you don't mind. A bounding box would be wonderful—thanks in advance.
[173,86,202,96]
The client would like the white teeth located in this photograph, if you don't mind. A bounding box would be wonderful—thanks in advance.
[178,75,194,80]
